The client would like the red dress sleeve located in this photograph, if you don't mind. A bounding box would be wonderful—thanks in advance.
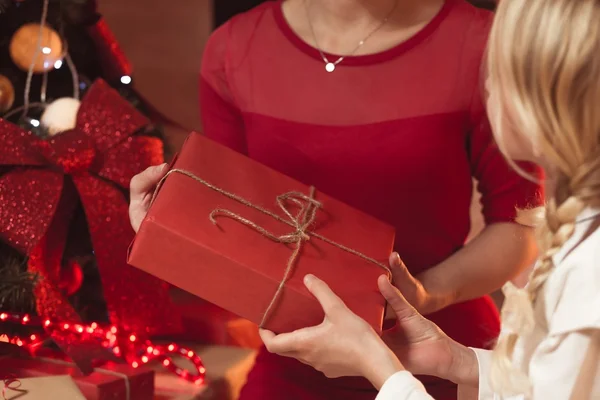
[463,7,544,225]
[199,22,247,154]
[468,83,544,224]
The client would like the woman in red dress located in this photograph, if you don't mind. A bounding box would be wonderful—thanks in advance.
[197,0,542,399]
[136,0,542,399]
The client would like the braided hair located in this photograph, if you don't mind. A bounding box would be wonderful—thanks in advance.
[486,0,600,396]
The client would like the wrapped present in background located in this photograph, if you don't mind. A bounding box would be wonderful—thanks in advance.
[0,356,154,400]
[170,289,262,350]
[129,133,395,335]
[0,311,207,388]
[0,375,86,400]
[153,345,256,400]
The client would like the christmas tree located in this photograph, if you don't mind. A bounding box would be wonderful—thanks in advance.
[0,0,164,135]
[0,0,179,340]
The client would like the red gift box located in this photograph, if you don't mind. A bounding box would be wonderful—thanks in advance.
[0,356,154,400]
[128,133,395,334]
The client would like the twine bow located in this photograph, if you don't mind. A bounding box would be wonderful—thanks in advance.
[155,168,392,328]
[1,375,23,400]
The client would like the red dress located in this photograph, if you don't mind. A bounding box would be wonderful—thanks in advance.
[199,0,543,398]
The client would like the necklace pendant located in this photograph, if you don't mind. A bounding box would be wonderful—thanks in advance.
[325,62,336,72]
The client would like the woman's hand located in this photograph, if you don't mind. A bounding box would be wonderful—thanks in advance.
[387,253,449,315]
[259,274,403,390]
[379,265,479,386]
[129,163,168,232]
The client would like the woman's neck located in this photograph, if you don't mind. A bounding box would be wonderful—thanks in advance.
[308,0,403,31]
[283,0,444,55]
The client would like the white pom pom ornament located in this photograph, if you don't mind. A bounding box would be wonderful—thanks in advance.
[40,97,81,136]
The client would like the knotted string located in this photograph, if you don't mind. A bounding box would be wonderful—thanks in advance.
[154,168,391,328]
[2,375,24,400]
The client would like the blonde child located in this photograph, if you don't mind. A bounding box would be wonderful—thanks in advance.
[255,0,600,398]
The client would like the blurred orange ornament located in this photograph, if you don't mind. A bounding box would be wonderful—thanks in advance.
[0,74,15,114]
[9,23,63,73]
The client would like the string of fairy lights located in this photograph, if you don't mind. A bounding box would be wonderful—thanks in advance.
[0,0,205,384]
[0,311,206,384]
[0,0,132,134]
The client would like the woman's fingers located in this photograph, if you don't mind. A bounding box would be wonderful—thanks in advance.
[130,163,168,202]
[129,163,169,232]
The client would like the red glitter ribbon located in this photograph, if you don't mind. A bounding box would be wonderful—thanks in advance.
[0,79,181,373]
[86,18,133,80]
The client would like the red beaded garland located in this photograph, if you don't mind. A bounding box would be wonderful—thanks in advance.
[0,312,205,384]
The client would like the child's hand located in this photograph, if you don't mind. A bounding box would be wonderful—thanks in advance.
[129,164,168,232]
[379,272,477,385]
[259,274,403,390]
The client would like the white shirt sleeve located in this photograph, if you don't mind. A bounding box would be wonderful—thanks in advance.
[528,233,600,400]
[465,348,496,400]
[528,330,600,399]
[375,371,434,400]
[375,332,600,400]
[464,333,600,400]
[464,334,600,400]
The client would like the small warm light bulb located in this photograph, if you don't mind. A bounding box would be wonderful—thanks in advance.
[199,367,206,374]
[132,361,139,368]
[41,46,51,55]
[141,356,148,363]
[110,326,117,334]
[129,334,136,342]
[30,335,37,341]
[44,319,51,327]
[22,315,30,323]
[187,350,194,357]
[54,60,62,69]
[63,323,70,330]
[167,344,175,351]
[163,359,170,367]
[30,119,40,127]
[120,75,132,85]
[194,378,203,386]
[77,326,84,333]
[91,322,98,329]
[0,313,7,321]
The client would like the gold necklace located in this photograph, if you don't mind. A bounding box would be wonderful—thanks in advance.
[305,0,398,72]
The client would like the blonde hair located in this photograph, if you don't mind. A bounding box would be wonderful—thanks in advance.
[486,0,600,396]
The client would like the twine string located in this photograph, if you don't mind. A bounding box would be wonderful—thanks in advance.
[153,168,391,328]
[2,375,24,400]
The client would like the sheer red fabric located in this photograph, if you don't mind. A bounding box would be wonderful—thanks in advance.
[199,0,543,399]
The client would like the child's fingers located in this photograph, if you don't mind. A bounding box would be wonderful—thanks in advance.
[304,274,347,317]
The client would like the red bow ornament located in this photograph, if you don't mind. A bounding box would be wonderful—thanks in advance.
[0,80,182,370]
